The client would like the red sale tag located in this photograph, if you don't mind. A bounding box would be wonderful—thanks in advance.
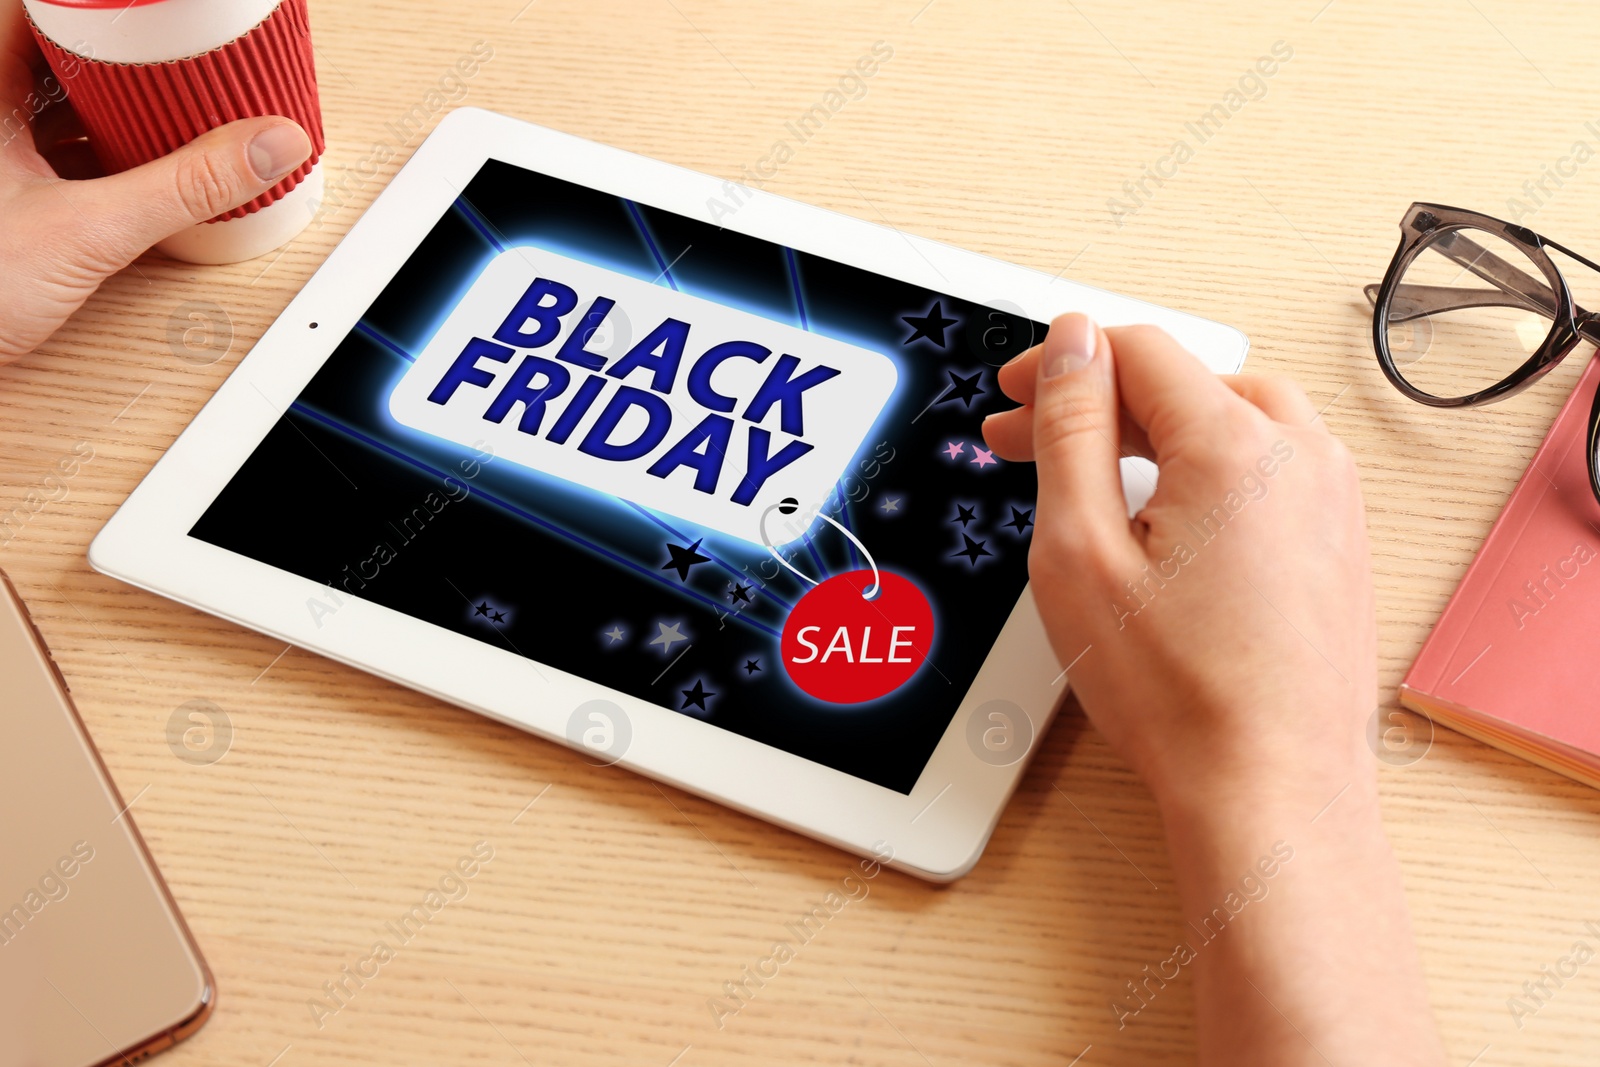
[781,569,934,703]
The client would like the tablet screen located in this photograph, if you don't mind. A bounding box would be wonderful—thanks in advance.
[190,159,1043,794]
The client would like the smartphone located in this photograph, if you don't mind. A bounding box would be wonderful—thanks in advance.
[0,568,213,1067]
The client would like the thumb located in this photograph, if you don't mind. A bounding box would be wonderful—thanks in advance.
[1030,312,1134,555]
[76,117,311,264]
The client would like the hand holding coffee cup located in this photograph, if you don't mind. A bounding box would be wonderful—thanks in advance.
[23,0,326,263]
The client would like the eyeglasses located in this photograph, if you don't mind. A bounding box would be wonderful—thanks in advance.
[1366,202,1600,504]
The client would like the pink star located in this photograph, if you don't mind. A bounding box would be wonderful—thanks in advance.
[970,447,997,468]
[942,441,965,460]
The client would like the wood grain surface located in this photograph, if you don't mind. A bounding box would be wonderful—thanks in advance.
[3,1,1599,1064]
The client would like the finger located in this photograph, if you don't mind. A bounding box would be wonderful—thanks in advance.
[983,404,1154,462]
[69,117,310,265]
[1106,324,1244,454]
[1220,374,1319,424]
[1116,412,1153,460]
[981,406,1033,461]
[1030,313,1139,557]
[997,341,1043,404]
[995,337,1156,457]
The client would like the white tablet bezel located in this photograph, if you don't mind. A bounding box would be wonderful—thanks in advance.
[89,108,1246,881]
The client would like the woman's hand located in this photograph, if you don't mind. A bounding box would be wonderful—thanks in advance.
[983,314,1374,819]
[984,315,1445,1067]
[0,0,310,363]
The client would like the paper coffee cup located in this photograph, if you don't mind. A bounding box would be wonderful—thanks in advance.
[24,0,326,264]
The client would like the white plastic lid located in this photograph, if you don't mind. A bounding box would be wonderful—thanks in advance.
[23,0,282,64]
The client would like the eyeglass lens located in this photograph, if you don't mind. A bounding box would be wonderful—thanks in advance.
[1385,226,1559,400]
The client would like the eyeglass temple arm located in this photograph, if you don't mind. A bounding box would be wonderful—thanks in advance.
[1362,229,1560,321]
[1426,231,1600,344]
[1429,230,1561,316]
[1360,282,1547,323]
[1365,231,1600,343]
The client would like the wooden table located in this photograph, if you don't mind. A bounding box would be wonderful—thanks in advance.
[3,1,1597,1063]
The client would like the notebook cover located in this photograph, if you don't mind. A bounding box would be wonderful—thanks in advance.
[1401,352,1600,762]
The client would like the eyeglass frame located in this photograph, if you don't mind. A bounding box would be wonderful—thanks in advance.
[1367,201,1600,503]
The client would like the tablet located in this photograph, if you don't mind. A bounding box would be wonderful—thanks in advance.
[90,108,1247,881]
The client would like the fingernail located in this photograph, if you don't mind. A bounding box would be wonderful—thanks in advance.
[248,123,311,182]
[1043,316,1097,378]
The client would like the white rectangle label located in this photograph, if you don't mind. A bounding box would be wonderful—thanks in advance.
[388,247,898,545]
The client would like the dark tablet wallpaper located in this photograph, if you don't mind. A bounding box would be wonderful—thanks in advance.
[190,159,1042,793]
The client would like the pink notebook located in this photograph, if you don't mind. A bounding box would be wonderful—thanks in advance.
[1401,354,1600,787]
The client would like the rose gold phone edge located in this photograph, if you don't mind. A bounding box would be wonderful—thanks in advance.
[1,567,216,1064]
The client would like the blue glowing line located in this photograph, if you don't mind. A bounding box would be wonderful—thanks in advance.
[783,246,808,330]
[801,530,829,580]
[622,501,795,611]
[288,403,781,639]
[833,482,861,570]
[623,200,679,291]
[355,322,417,364]
[453,196,506,252]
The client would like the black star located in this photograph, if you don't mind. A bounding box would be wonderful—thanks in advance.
[952,504,978,527]
[934,369,985,408]
[1004,506,1035,535]
[902,301,958,347]
[662,539,711,582]
[727,583,752,604]
[681,679,715,711]
[474,602,491,617]
[953,534,992,565]
[744,659,761,675]
[491,611,506,623]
